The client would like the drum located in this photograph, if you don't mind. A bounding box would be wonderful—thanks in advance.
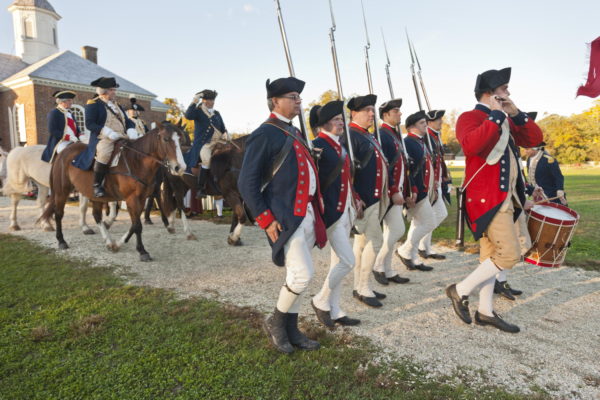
[524,202,579,267]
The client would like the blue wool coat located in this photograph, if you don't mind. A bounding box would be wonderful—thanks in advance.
[41,108,80,162]
[183,104,226,171]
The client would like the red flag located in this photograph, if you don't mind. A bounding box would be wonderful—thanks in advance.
[577,36,600,98]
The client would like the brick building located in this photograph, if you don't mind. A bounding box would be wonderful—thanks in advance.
[0,0,169,150]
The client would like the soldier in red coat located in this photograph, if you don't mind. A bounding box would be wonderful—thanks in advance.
[446,67,543,333]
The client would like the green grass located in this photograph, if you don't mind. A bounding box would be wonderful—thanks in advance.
[0,234,537,400]
[433,166,600,271]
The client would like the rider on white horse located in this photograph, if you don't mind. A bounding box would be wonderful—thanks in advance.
[41,90,81,163]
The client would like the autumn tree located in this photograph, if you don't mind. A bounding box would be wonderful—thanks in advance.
[164,98,195,138]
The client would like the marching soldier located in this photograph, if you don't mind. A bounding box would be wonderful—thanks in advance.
[73,77,138,198]
[184,89,228,198]
[127,95,149,137]
[41,90,81,163]
[310,101,362,328]
[396,111,437,272]
[446,67,542,333]
[347,94,389,307]
[238,77,327,353]
[416,109,450,260]
[372,99,413,286]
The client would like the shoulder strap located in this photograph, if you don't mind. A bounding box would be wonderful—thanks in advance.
[322,148,346,192]
[260,132,295,193]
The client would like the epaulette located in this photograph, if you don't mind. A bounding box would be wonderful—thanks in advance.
[543,154,555,164]
[86,98,98,105]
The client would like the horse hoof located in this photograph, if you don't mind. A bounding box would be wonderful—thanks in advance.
[187,233,197,241]
[83,228,95,235]
[140,253,153,262]
[58,242,69,250]
[9,225,21,231]
[167,227,175,234]
[227,237,243,246]
[43,225,55,232]
[144,220,153,225]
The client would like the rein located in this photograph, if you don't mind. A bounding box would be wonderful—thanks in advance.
[108,140,172,186]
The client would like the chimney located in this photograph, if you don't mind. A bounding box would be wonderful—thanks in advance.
[81,46,98,64]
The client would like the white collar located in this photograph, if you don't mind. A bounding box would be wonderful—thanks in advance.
[273,111,292,124]
[428,126,441,134]
[321,130,340,143]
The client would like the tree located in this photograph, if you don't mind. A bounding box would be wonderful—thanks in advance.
[164,98,195,138]
[440,109,461,155]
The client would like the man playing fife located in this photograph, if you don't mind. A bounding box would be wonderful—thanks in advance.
[396,111,437,272]
[372,99,413,286]
[447,67,542,333]
[238,77,327,353]
[310,101,362,328]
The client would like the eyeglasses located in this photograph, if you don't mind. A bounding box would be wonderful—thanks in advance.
[279,95,302,102]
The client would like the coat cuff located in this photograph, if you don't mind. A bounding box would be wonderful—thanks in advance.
[487,110,506,127]
[510,110,528,126]
[255,209,275,229]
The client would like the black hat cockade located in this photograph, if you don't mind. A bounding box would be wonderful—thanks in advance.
[405,110,427,128]
[309,105,322,132]
[527,111,538,121]
[266,77,305,98]
[347,94,377,111]
[53,90,76,100]
[378,98,402,118]
[90,76,119,89]
[474,67,511,92]
[426,109,445,121]
[196,89,218,100]
[128,96,145,112]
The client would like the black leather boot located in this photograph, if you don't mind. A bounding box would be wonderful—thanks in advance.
[93,162,109,198]
[196,168,209,199]
[286,313,320,351]
[263,308,294,354]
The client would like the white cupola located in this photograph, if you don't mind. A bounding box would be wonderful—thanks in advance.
[7,0,61,64]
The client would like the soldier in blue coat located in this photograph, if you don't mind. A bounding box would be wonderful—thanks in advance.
[526,142,566,205]
[238,77,326,354]
[310,100,362,328]
[73,77,138,197]
[346,94,389,308]
[41,90,81,163]
[184,89,228,198]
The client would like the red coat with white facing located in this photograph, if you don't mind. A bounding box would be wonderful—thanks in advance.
[456,104,543,239]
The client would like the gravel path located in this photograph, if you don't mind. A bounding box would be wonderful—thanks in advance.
[2,197,599,399]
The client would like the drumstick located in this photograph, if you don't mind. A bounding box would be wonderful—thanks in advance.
[533,196,561,205]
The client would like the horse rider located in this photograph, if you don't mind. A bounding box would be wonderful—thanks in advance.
[310,100,362,328]
[41,90,81,163]
[446,67,543,333]
[184,89,228,198]
[238,77,327,353]
[127,95,149,137]
[73,77,139,198]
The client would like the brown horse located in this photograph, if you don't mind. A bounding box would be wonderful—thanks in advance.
[153,136,251,245]
[40,122,186,261]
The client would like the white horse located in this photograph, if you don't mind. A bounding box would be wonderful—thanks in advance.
[1,145,116,233]
[0,146,8,188]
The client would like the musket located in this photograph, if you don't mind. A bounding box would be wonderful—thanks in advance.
[273,0,313,150]
[409,36,432,111]
[381,27,409,162]
[328,0,355,166]
[360,0,383,146]
[455,186,465,250]
[406,28,424,111]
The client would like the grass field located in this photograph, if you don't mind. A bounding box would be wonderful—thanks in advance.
[433,166,600,271]
[0,234,539,400]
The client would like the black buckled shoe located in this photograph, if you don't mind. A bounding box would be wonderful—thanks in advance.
[373,271,389,285]
[445,284,472,324]
[494,280,516,301]
[286,313,320,350]
[263,309,294,354]
[373,290,386,300]
[334,316,361,326]
[413,263,434,272]
[396,253,416,270]
[474,311,520,333]
[419,250,447,260]
[311,300,334,329]
[495,280,523,296]
[352,290,383,307]
[388,274,410,284]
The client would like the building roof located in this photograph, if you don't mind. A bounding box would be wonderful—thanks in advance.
[0,53,29,81]
[151,98,169,111]
[1,50,156,97]
[8,0,57,14]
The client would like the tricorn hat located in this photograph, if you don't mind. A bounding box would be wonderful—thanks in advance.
[347,94,377,111]
[405,110,427,128]
[426,109,445,121]
[128,97,145,112]
[474,67,511,92]
[378,98,402,118]
[90,76,119,89]
[196,89,218,100]
[309,105,322,131]
[53,90,76,100]
[266,77,305,98]
[317,100,344,126]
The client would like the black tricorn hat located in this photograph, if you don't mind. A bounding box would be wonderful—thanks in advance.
[196,89,218,100]
[474,67,511,92]
[318,100,344,126]
[309,105,322,131]
[405,110,427,128]
[266,77,305,98]
[90,76,119,88]
[527,111,538,121]
[347,94,377,111]
[378,98,402,118]
[426,109,445,121]
[53,90,76,100]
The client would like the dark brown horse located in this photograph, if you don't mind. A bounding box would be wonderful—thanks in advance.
[40,122,187,261]
[150,136,251,245]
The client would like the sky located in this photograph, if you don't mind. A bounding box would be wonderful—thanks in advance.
[1,0,599,132]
